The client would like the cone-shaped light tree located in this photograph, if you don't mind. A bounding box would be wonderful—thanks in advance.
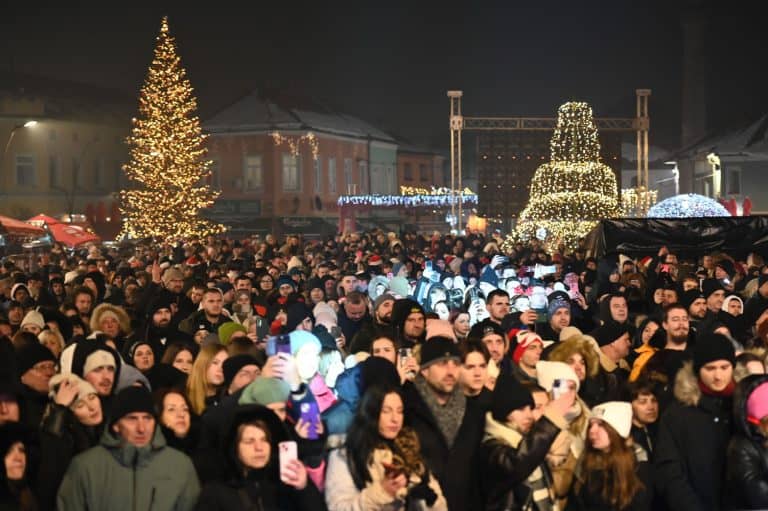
[119,16,224,240]
[509,102,620,250]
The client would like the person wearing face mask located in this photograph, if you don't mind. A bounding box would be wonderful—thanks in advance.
[195,405,324,511]
[654,332,736,511]
[569,401,651,510]
[37,374,105,508]
[325,385,447,510]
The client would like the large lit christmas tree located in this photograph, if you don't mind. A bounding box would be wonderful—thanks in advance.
[120,16,224,240]
[509,101,620,249]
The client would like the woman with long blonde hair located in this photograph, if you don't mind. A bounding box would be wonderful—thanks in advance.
[186,343,229,415]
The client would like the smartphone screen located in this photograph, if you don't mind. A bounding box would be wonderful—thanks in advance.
[277,335,292,355]
[299,402,320,440]
[278,441,298,476]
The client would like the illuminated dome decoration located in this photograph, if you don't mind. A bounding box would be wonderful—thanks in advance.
[647,193,731,218]
[506,102,620,251]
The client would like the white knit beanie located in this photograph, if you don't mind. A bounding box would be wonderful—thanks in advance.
[536,360,581,392]
[591,401,633,438]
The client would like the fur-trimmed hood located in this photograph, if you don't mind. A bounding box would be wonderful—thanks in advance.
[547,335,601,379]
[673,360,701,407]
[89,303,132,336]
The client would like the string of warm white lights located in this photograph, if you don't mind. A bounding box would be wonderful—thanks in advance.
[505,102,620,250]
[621,187,658,217]
[120,16,225,240]
[271,132,320,160]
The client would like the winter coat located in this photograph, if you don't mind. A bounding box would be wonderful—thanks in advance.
[401,380,485,511]
[195,404,325,511]
[36,404,102,509]
[178,309,232,337]
[653,361,733,511]
[479,411,564,511]
[57,426,200,511]
[325,447,447,511]
[725,374,768,509]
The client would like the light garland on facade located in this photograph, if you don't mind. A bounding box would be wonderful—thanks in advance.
[337,193,478,208]
[271,132,320,160]
[120,16,224,240]
[399,186,475,196]
[507,102,620,250]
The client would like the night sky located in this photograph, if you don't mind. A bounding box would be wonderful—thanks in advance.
[3,2,766,150]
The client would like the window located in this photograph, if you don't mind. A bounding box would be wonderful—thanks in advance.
[728,168,742,194]
[328,157,337,193]
[404,163,413,181]
[243,155,263,190]
[210,159,221,190]
[359,161,368,194]
[49,156,61,187]
[282,154,300,191]
[419,163,430,182]
[116,161,127,188]
[72,157,82,188]
[344,158,353,191]
[16,155,35,186]
[314,158,322,193]
[94,159,105,188]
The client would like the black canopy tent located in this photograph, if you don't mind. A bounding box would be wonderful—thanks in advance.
[584,216,768,259]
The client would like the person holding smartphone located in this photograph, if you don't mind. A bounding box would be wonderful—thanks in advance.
[195,405,325,511]
[325,385,447,510]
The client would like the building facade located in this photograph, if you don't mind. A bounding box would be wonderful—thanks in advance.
[203,90,400,237]
[0,75,130,236]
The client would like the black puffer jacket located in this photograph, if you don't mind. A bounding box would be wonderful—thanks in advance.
[653,361,733,511]
[726,374,768,509]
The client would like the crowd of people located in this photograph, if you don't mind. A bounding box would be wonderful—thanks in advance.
[1,229,768,510]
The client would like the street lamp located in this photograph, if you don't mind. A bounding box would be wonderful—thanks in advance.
[2,120,38,201]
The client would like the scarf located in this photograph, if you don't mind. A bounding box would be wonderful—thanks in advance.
[413,375,466,448]
[484,413,558,511]
[698,379,736,397]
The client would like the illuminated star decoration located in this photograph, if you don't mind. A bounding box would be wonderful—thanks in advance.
[505,102,620,251]
[119,16,225,241]
[647,193,731,218]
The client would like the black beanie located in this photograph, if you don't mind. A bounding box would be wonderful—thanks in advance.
[110,386,156,426]
[592,321,630,347]
[701,278,724,299]
[17,343,56,375]
[222,354,259,389]
[285,302,313,333]
[359,356,400,393]
[693,332,736,374]
[680,289,705,311]
[419,336,461,368]
[491,365,534,422]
